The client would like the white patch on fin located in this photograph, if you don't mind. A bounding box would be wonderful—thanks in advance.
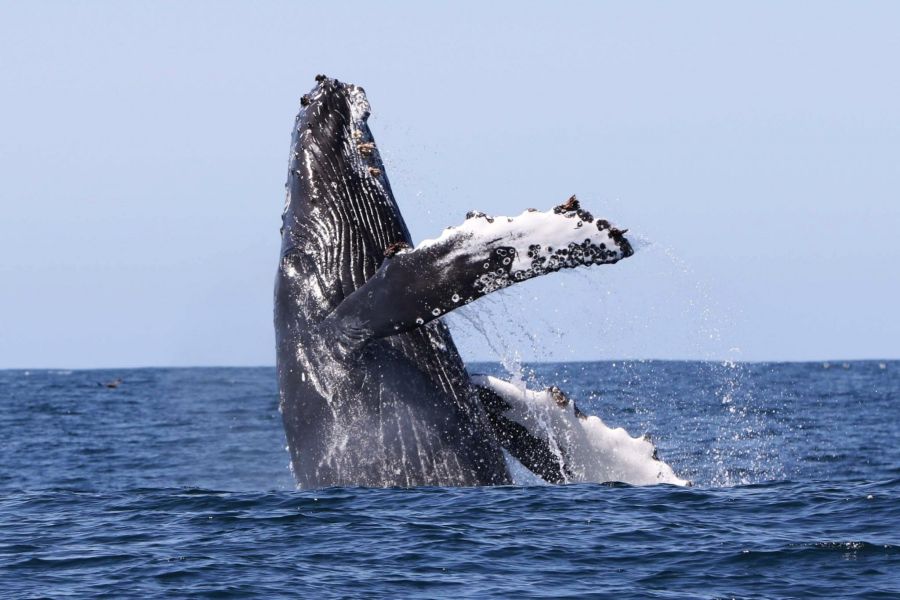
[415,207,629,274]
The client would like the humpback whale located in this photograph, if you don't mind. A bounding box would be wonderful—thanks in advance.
[275,75,685,488]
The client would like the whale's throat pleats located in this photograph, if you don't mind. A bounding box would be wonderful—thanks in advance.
[283,80,411,302]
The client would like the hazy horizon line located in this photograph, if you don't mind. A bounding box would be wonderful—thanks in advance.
[3,357,896,372]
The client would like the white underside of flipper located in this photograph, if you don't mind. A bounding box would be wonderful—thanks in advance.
[473,375,688,487]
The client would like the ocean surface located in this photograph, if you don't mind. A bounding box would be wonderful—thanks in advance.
[1,361,898,598]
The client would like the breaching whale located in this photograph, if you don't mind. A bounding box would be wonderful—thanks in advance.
[275,75,686,488]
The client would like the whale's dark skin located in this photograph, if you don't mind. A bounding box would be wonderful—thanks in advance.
[276,77,509,487]
[275,76,634,488]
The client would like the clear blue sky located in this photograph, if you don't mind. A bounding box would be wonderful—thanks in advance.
[1,1,898,368]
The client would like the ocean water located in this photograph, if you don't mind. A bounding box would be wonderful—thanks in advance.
[1,361,898,598]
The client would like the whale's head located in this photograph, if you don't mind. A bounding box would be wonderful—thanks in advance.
[280,76,412,296]
[292,75,373,170]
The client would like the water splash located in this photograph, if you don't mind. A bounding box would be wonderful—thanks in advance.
[445,233,791,487]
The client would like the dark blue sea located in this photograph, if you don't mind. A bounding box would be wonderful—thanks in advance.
[1,361,898,598]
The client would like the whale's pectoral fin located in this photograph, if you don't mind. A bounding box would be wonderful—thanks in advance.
[473,380,571,484]
[472,375,691,487]
[319,197,634,355]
